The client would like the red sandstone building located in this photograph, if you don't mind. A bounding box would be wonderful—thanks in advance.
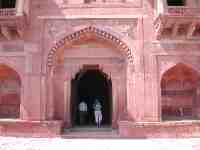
[0,0,200,138]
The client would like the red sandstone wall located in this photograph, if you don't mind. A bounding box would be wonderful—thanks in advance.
[26,0,154,122]
[3,0,200,124]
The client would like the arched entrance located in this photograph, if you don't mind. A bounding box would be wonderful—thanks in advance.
[161,63,200,121]
[47,26,131,129]
[71,68,112,127]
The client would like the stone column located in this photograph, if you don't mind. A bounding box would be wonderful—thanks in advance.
[112,77,120,128]
[20,74,28,120]
[157,0,167,14]
[126,64,136,121]
[63,78,72,128]
[46,70,54,120]
[40,74,47,120]
[186,0,196,7]
[16,0,25,16]
[118,76,127,120]
[194,86,200,118]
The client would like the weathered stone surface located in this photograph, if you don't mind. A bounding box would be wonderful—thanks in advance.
[0,0,200,138]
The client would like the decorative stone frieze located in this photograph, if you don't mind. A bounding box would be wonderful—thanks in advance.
[32,0,142,9]
[46,19,137,41]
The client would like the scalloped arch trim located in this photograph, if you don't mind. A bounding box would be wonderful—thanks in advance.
[47,26,134,68]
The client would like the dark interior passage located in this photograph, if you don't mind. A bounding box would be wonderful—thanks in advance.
[167,0,185,6]
[71,69,112,127]
[0,0,16,8]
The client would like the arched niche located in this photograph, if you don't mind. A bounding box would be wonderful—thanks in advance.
[160,63,200,121]
[0,64,21,119]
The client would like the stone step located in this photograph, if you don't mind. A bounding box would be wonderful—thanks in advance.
[62,127,120,139]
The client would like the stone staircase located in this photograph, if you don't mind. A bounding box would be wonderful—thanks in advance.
[61,126,120,139]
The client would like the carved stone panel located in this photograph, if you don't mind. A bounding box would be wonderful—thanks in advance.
[45,19,138,42]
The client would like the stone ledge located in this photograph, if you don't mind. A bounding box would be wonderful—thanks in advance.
[119,120,200,138]
[0,119,63,138]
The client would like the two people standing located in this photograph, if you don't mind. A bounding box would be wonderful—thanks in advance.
[78,98,103,128]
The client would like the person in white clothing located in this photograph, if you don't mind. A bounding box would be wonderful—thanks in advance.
[93,99,102,128]
[78,101,88,125]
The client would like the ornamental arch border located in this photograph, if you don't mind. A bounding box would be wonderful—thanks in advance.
[159,61,200,83]
[46,26,134,72]
[0,61,24,85]
[0,63,21,82]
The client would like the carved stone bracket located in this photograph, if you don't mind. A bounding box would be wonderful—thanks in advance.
[0,14,27,40]
[154,10,200,40]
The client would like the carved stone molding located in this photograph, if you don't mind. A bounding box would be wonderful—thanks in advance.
[32,0,142,9]
[45,19,137,41]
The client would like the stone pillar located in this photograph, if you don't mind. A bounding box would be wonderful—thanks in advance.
[157,0,167,14]
[118,75,127,120]
[16,0,25,16]
[20,74,29,120]
[126,64,136,121]
[63,78,72,128]
[40,74,47,120]
[186,0,196,7]
[46,70,54,120]
[112,77,120,128]
[194,86,200,118]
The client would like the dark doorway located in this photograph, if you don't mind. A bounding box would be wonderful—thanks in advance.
[167,0,185,6]
[0,0,16,8]
[71,69,112,127]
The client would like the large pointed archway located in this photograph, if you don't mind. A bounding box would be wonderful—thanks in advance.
[46,26,131,129]
[71,68,112,127]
